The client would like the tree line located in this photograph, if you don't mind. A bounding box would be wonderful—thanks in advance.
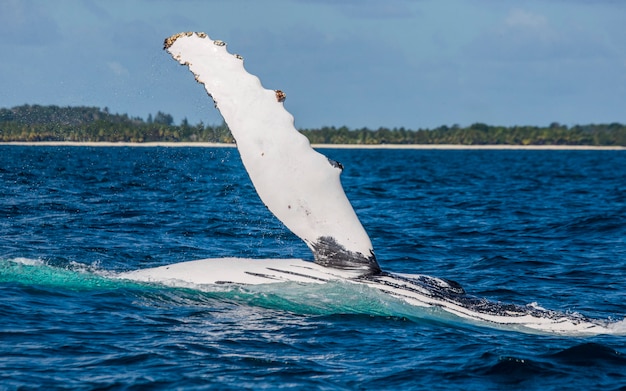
[0,105,233,143]
[1,104,625,146]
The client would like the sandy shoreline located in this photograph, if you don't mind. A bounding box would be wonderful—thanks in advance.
[1,141,624,150]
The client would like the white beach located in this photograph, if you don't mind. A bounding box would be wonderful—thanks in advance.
[1,141,625,150]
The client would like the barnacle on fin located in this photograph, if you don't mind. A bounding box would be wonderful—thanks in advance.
[275,90,286,103]
[163,31,193,50]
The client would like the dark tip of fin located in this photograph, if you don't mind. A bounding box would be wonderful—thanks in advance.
[327,158,344,171]
[311,236,380,275]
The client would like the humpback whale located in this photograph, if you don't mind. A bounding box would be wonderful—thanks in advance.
[120,32,623,335]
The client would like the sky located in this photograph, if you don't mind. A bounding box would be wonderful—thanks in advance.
[1,0,625,130]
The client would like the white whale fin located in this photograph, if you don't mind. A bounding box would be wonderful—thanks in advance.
[164,32,380,275]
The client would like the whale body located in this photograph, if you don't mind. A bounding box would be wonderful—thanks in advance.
[120,257,613,334]
[119,32,623,335]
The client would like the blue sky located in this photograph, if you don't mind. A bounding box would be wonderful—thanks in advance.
[1,0,625,129]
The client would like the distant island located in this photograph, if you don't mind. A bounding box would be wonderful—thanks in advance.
[1,104,625,146]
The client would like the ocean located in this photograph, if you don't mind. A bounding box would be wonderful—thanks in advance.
[1,145,625,390]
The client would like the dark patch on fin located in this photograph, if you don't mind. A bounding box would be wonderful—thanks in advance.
[311,236,381,275]
[327,158,344,171]
[244,271,281,281]
[438,277,465,295]
[266,267,328,282]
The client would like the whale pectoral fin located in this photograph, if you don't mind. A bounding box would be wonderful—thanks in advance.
[165,32,381,276]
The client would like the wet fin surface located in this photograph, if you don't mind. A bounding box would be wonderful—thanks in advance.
[164,32,380,275]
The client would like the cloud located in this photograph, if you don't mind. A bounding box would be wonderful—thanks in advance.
[464,8,612,62]
[504,8,548,30]
[493,9,559,59]
[225,24,417,128]
[82,0,113,21]
[107,61,130,76]
[297,0,416,19]
[0,0,61,46]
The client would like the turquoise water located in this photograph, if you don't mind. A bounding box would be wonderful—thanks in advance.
[1,146,625,389]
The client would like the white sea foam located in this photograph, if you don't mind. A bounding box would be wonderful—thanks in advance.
[5,257,45,266]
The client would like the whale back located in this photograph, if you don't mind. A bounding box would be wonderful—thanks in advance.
[165,32,380,275]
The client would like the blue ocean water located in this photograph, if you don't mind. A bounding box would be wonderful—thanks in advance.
[1,145,625,390]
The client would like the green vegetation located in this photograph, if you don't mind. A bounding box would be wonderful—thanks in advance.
[1,104,626,145]
[0,105,233,143]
